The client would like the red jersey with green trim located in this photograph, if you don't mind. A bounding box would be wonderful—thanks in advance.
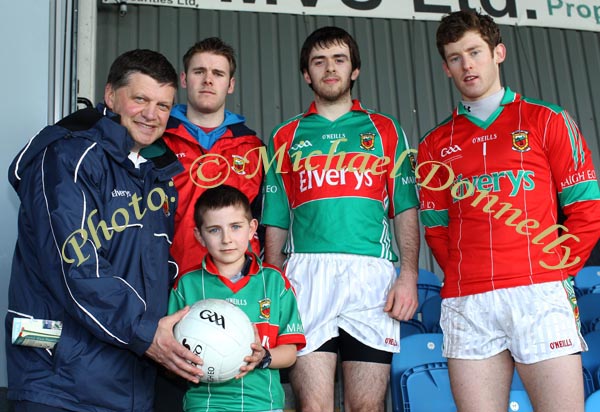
[418,88,600,298]
[163,122,264,276]
[169,253,305,411]
[262,100,419,261]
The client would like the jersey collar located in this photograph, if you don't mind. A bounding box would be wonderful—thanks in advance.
[455,87,520,117]
[202,252,262,277]
[303,99,368,117]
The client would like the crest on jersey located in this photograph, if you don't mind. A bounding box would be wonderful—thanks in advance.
[231,155,247,175]
[259,298,271,320]
[511,130,531,152]
[360,133,376,151]
[162,190,171,217]
[408,152,416,171]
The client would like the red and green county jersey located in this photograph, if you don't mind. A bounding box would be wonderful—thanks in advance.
[262,100,419,261]
[418,88,600,298]
[168,253,305,412]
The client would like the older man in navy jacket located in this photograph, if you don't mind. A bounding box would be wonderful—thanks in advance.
[5,49,203,412]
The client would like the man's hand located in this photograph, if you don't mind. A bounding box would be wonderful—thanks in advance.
[145,307,204,384]
[384,270,419,320]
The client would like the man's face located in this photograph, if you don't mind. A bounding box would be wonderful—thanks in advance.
[303,41,359,102]
[442,30,506,102]
[104,72,175,151]
[181,52,235,115]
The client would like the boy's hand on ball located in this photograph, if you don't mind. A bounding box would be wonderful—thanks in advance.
[235,325,263,379]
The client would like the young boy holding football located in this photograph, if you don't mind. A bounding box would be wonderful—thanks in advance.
[168,185,305,412]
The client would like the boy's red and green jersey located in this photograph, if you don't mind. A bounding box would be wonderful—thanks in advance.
[168,253,305,412]
[262,99,419,261]
[418,88,600,298]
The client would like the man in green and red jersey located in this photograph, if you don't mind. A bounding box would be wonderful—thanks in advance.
[163,37,264,277]
[418,10,600,412]
[262,26,420,412]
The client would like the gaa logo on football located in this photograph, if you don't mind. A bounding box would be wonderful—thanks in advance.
[199,309,226,329]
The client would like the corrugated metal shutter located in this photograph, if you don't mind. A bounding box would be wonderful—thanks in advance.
[96,3,600,275]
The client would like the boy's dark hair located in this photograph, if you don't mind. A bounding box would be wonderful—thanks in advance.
[182,37,237,77]
[194,185,252,229]
[106,49,178,90]
[436,10,502,60]
[300,26,361,90]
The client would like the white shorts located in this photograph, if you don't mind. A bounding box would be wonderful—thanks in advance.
[285,253,400,356]
[441,280,587,364]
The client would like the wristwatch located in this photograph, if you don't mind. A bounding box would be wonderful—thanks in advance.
[258,347,272,369]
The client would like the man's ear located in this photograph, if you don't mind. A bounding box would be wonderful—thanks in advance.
[180,71,188,88]
[104,84,115,109]
[494,43,507,64]
[193,227,206,247]
[442,60,452,78]
[228,76,236,95]
[302,70,312,86]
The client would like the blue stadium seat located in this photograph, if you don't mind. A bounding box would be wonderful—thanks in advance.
[575,266,600,294]
[579,294,600,334]
[511,369,525,391]
[508,389,533,412]
[585,389,600,412]
[400,362,455,412]
[415,284,442,318]
[582,331,600,389]
[420,294,442,333]
[592,318,600,332]
[583,366,596,399]
[418,268,442,288]
[390,333,445,412]
[400,319,427,338]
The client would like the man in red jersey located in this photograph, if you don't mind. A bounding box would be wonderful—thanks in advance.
[156,38,264,411]
[163,37,263,277]
[418,10,600,412]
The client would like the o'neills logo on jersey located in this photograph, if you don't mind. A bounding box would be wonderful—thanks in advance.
[511,130,531,152]
[259,298,271,320]
[360,133,375,150]
[231,155,247,175]
[385,337,398,346]
[322,133,346,140]
[549,339,573,350]
[472,134,498,144]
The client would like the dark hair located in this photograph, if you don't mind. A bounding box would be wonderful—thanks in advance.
[182,37,237,77]
[194,185,252,229]
[436,11,502,60]
[106,49,178,90]
[300,26,361,89]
